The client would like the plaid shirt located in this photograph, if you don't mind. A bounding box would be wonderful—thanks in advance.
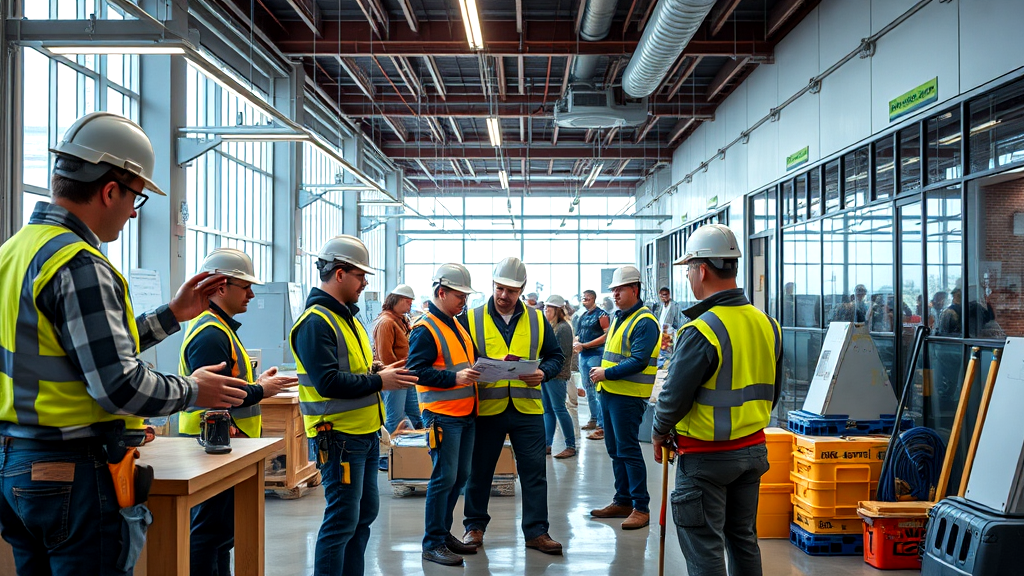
[9,202,198,439]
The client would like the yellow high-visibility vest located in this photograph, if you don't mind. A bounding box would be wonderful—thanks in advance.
[290,304,382,437]
[0,223,143,439]
[467,303,545,416]
[599,306,659,398]
[178,309,261,438]
[674,304,780,442]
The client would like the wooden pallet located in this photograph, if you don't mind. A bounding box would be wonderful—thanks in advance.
[265,472,321,500]
[389,475,516,498]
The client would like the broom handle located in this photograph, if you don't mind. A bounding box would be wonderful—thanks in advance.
[958,349,1001,497]
[935,347,980,500]
[659,445,670,576]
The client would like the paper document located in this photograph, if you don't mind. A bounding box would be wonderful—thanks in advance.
[471,357,541,383]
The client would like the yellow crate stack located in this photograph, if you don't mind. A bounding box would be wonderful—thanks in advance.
[757,427,795,538]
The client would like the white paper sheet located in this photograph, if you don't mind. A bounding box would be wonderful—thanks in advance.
[471,357,541,383]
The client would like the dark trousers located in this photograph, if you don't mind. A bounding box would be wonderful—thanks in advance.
[463,403,549,540]
[0,443,128,576]
[421,412,474,551]
[190,489,234,576]
[600,390,650,512]
[309,431,379,576]
[672,443,770,576]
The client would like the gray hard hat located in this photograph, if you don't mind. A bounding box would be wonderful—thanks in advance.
[545,294,566,308]
[51,112,165,196]
[674,224,741,268]
[389,284,415,299]
[608,265,642,289]
[493,257,528,288]
[433,263,475,294]
[317,235,375,274]
[200,247,262,285]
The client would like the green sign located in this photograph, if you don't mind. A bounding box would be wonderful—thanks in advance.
[786,146,809,171]
[707,196,718,210]
[889,77,938,122]
[680,213,688,224]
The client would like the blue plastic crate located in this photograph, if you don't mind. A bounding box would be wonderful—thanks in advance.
[786,410,914,436]
[790,523,864,556]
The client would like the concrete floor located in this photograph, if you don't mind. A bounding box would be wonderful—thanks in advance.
[264,411,918,576]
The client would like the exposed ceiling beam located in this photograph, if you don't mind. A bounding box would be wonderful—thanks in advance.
[519,117,526,143]
[381,115,408,142]
[615,159,631,176]
[622,0,641,37]
[709,0,745,36]
[401,180,638,192]
[517,55,525,95]
[516,0,524,34]
[423,56,446,100]
[397,0,418,33]
[551,125,560,145]
[382,145,672,161]
[447,117,464,143]
[575,0,587,35]
[604,126,619,147]
[478,54,490,97]
[414,159,438,186]
[282,0,321,37]
[425,117,446,143]
[352,0,382,38]
[768,0,807,37]
[634,116,659,144]
[667,55,703,99]
[706,56,749,100]
[547,159,554,175]
[560,55,574,96]
[639,0,657,31]
[450,159,464,177]
[389,56,421,98]
[668,118,697,145]
[336,56,375,98]
[497,56,507,101]
[463,159,476,177]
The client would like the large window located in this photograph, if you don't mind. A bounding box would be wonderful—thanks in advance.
[297,142,346,294]
[927,187,963,336]
[966,177,1021,339]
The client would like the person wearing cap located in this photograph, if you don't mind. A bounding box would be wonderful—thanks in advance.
[177,248,297,576]
[460,257,565,555]
[405,264,482,566]
[290,235,418,576]
[588,265,660,531]
[373,284,423,438]
[542,294,577,459]
[0,112,251,574]
[651,224,781,576]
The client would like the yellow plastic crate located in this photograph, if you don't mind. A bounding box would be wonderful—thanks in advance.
[790,471,877,509]
[792,503,863,535]
[792,434,889,463]
[757,483,793,538]
[791,493,860,518]
[792,453,882,483]
[764,427,794,484]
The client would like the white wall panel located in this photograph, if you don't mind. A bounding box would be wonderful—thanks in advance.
[818,0,872,156]
[745,64,779,189]
[960,0,1024,92]
[722,82,749,198]
[778,91,820,174]
[776,7,820,97]
[819,0,870,67]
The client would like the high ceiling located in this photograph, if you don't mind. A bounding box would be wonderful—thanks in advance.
[222,0,818,196]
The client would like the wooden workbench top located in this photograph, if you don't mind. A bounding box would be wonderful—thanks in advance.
[136,437,283,496]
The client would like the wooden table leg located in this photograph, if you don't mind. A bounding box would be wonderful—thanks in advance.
[146,495,190,576]
[234,462,266,576]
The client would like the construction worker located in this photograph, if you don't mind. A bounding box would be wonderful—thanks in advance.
[178,247,297,576]
[0,112,250,575]
[588,265,660,531]
[406,264,482,566]
[290,235,418,576]
[460,257,565,555]
[652,224,781,576]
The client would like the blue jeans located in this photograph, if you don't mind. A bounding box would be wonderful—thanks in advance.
[579,353,604,428]
[190,489,233,576]
[600,391,650,513]
[0,443,129,576]
[421,412,474,551]
[309,431,379,576]
[382,388,423,433]
[542,379,576,449]
[464,404,549,540]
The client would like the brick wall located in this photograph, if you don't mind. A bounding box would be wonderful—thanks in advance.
[980,180,1024,337]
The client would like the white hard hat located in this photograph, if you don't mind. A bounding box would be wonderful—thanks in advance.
[493,257,527,288]
[389,284,415,299]
[433,263,475,294]
[674,224,742,267]
[51,112,165,196]
[608,265,642,289]
[317,235,375,274]
[545,294,566,308]
[200,248,262,285]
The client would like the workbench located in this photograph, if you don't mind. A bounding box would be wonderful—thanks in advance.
[259,389,319,492]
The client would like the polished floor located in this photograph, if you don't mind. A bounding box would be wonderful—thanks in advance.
[264,407,918,575]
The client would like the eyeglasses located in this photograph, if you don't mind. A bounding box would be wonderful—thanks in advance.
[118,181,149,210]
[226,280,253,291]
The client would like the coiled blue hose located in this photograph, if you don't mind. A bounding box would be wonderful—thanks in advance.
[878,427,946,502]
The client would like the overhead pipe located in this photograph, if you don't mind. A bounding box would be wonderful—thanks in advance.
[622,0,716,98]
[572,0,619,82]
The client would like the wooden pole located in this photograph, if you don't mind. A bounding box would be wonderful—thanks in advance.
[659,445,670,576]
[935,347,980,500]
[958,349,1001,497]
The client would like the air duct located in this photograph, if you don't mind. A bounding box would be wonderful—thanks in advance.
[572,0,618,81]
[622,0,716,98]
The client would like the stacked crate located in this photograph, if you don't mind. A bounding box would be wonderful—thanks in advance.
[756,427,795,538]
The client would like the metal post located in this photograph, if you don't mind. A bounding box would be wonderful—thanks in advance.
[0,0,24,243]
[272,62,303,283]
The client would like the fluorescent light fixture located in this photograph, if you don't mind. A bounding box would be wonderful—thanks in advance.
[457,0,484,50]
[486,117,502,147]
[358,201,404,206]
[219,133,311,142]
[46,44,186,55]
[583,162,605,188]
[498,169,510,190]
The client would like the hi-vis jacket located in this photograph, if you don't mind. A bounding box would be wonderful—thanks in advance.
[412,311,477,417]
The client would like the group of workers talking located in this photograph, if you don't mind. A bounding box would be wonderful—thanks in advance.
[0,111,781,576]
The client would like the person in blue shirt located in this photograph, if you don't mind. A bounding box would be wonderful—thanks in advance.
[573,289,610,438]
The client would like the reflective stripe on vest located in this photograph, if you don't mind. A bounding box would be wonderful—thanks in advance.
[290,303,382,437]
[674,305,780,442]
[413,313,477,416]
[178,310,262,438]
[0,224,143,440]
[599,306,659,397]
[467,303,545,416]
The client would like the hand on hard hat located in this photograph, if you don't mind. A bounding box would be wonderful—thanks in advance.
[201,248,262,285]
[191,363,249,408]
[168,271,228,322]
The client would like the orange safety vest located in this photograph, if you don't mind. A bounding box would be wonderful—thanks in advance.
[413,312,478,417]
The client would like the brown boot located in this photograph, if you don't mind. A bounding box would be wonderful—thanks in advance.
[621,509,651,530]
[462,529,484,547]
[587,427,604,440]
[553,447,577,459]
[525,533,563,555]
[590,503,633,518]
[581,421,598,431]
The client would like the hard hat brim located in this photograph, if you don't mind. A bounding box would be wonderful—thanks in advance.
[673,254,693,266]
[436,281,475,294]
[319,256,376,275]
[493,276,526,289]
[50,148,167,197]
[213,269,263,285]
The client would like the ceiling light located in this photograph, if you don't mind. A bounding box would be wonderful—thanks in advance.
[219,133,311,142]
[583,162,605,188]
[457,0,485,50]
[45,44,186,55]
[499,170,510,190]
[487,117,502,147]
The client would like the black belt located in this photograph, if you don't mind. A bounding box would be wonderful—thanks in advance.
[1,435,106,452]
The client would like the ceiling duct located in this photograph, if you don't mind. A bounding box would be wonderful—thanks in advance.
[572,0,618,82]
[622,0,716,98]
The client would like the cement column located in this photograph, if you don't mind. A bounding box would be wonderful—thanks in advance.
[341,136,362,236]
[272,63,303,282]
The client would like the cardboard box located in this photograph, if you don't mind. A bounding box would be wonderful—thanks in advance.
[389,432,516,481]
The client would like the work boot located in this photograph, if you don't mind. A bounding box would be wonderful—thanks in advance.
[546,446,552,455]
[621,509,651,530]
[446,534,478,555]
[581,420,598,431]
[422,545,463,566]
[462,528,484,547]
[553,447,577,459]
[587,427,604,440]
[590,503,633,518]
[525,533,563,555]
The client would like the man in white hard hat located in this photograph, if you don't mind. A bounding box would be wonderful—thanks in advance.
[290,235,418,576]
[405,264,482,566]
[588,264,661,530]
[178,248,297,576]
[459,257,566,555]
[374,284,423,445]
[651,224,781,576]
[0,112,250,574]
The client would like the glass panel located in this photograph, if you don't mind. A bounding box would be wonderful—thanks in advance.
[927,186,963,336]
[966,179,1020,338]
[809,167,822,218]
[900,127,922,194]
[822,206,895,331]
[824,160,840,213]
[777,329,823,427]
[766,186,777,228]
[969,77,1024,173]
[23,49,49,190]
[844,148,869,209]
[782,180,795,226]
[795,174,808,221]
[782,221,821,328]
[899,202,924,383]
[875,136,895,199]
[927,108,963,184]
[751,191,768,234]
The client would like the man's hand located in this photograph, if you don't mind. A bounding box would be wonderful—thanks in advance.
[589,366,606,383]
[256,367,298,398]
[652,430,677,464]
[520,369,544,386]
[380,359,418,391]
[168,272,227,322]
[191,362,248,408]
[371,360,385,374]
[573,341,585,353]
[455,368,481,386]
